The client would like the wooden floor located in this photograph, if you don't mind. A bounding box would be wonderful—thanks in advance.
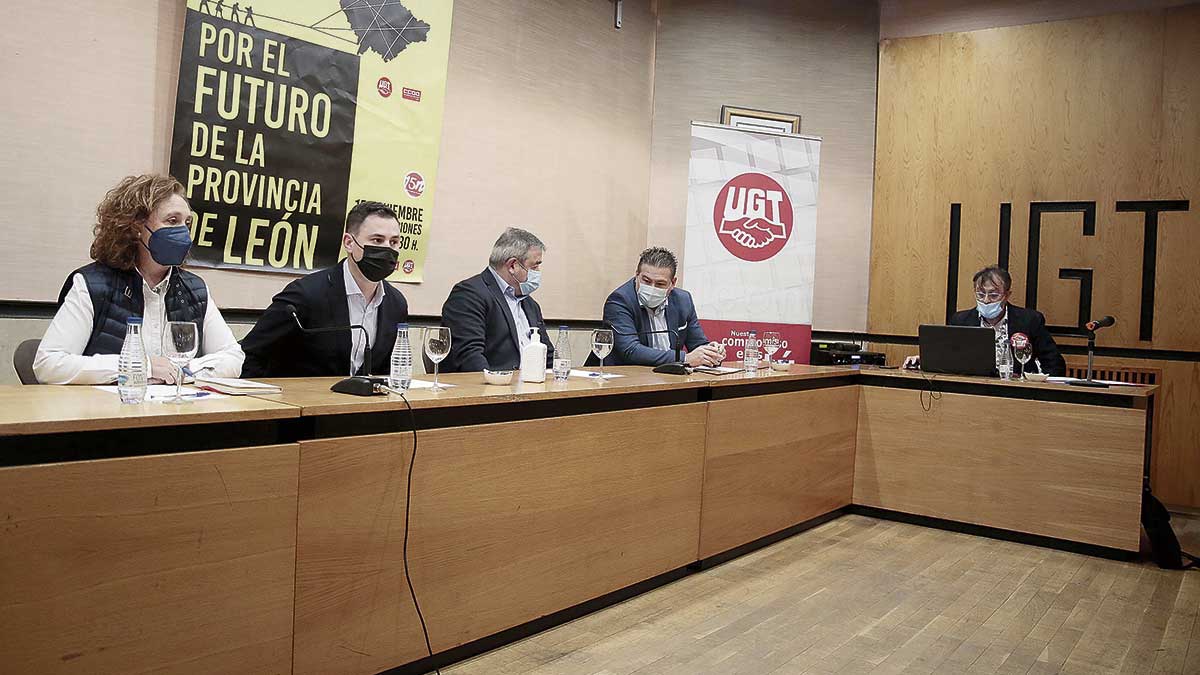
[443,514,1200,675]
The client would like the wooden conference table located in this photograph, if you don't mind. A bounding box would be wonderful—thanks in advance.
[0,365,1154,674]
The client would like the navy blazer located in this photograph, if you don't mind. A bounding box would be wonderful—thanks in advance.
[240,261,409,378]
[440,268,554,372]
[949,303,1066,376]
[602,278,709,366]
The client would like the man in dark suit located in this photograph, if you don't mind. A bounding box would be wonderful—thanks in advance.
[908,265,1065,376]
[602,247,723,367]
[440,227,553,372]
[240,202,409,377]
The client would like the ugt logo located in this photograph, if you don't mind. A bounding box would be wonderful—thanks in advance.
[713,173,793,262]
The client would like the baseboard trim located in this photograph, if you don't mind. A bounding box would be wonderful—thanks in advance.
[847,505,1139,562]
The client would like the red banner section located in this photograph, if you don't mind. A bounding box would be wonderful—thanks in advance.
[700,320,812,365]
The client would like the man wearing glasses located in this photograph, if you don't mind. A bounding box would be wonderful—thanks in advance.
[906,265,1066,375]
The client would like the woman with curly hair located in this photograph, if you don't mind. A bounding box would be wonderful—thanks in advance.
[34,174,244,384]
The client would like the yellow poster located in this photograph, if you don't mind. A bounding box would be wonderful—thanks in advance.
[169,0,454,283]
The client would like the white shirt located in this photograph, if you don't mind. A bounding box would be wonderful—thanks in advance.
[488,267,532,349]
[343,260,386,376]
[34,269,245,385]
[643,298,672,351]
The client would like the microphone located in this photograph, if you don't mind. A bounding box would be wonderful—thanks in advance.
[1070,315,1115,388]
[603,321,692,375]
[285,303,385,396]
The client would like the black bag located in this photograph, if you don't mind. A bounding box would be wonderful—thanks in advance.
[1142,486,1198,570]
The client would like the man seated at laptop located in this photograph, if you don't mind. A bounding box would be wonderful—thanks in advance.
[905,265,1065,375]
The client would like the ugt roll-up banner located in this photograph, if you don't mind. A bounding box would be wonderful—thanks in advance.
[168,0,454,282]
[681,122,821,363]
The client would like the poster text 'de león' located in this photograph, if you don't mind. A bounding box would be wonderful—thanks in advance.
[169,0,454,283]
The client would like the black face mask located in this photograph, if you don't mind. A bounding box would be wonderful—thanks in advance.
[349,235,399,282]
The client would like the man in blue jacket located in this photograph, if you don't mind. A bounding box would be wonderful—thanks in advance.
[602,247,723,367]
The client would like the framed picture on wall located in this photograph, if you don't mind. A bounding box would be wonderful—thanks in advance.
[720,105,801,134]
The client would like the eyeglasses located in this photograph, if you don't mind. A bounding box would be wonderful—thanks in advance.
[974,291,1005,303]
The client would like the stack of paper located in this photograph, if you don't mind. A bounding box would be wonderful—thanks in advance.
[195,377,282,395]
[93,385,228,400]
[1045,376,1150,387]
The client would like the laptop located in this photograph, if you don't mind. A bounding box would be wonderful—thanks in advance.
[918,324,996,376]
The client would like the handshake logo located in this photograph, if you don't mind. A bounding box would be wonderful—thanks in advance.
[713,173,793,262]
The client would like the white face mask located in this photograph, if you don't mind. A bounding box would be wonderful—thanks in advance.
[637,283,669,309]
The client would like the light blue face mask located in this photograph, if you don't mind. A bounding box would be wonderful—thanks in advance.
[518,268,541,296]
[977,299,1005,320]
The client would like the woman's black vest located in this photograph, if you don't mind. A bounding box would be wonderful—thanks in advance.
[56,262,208,355]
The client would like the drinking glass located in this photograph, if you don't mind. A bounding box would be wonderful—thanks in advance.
[164,321,198,404]
[591,329,614,382]
[1012,339,1034,380]
[424,326,451,392]
[762,331,782,366]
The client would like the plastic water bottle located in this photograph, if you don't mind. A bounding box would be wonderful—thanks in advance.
[389,323,413,391]
[117,317,147,404]
[997,342,1013,381]
[743,330,760,370]
[553,326,572,381]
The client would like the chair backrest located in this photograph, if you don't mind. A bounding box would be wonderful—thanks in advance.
[1064,361,1160,385]
[13,339,41,385]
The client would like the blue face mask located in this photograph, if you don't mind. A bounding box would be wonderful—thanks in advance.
[977,299,1005,320]
[519,268,541,296]
[144,224,192,266]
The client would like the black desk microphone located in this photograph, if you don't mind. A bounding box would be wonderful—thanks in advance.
[285,304,387,396]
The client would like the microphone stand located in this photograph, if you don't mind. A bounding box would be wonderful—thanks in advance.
[1068,328,1109,388]
[653,328,688,375]
[604,323,690,374]
[289,309,387,396]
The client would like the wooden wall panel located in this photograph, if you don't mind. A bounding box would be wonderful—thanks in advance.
[294,404,706,674]
[413,404,706,652]
[699,387,858,558]
[870,5,1200,506]
[880,0,1195,39]
[0,444,298,674]
[293,433,427,675]
[869,34,946,332]
[855,386,1146,551]
[862,344,1200,507]
[1153,5,1200,346]
[870,7,1200,349]
[1064,355,1200,509]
